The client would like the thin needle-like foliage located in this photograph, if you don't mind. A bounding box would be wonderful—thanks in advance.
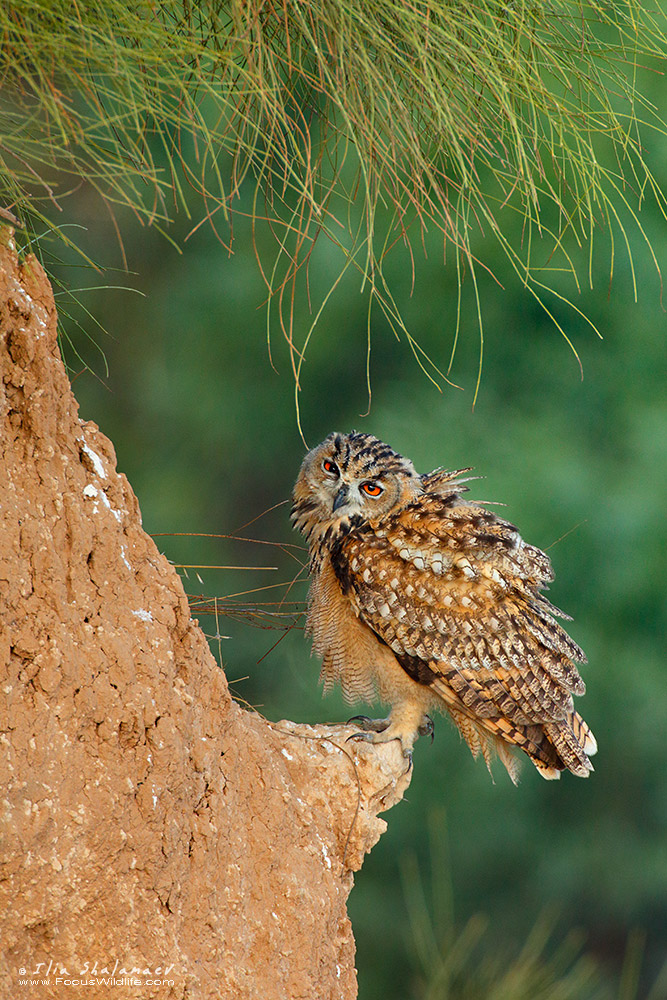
[1,1,666,397]
[400,810,667,1000]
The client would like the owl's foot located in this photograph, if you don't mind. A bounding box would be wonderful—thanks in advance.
[346,724,413,772]
[346,714,434,742]
[346,712,434,764]
[346,716,400,753]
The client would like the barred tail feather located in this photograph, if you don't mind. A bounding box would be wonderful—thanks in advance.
[543,719,595,778]
[531,758,561,780]
[570,710,598,757]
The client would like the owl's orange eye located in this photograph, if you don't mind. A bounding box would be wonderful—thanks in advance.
[361,481,383,497]
[322,459,339,476]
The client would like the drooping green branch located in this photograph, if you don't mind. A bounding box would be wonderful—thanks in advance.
[1,1,666,392]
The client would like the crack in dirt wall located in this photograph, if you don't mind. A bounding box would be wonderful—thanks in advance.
[0,232,412,1000]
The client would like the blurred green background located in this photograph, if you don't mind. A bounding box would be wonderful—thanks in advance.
[44,101,667,997]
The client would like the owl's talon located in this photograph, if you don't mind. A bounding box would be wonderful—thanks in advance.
[418,715,435,743]
[346,716,390,734]
[345,730,374,745]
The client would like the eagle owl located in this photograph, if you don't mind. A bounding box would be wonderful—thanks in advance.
[291,431,597,782]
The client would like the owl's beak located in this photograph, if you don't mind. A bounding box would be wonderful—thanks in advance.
[332,484,350,512]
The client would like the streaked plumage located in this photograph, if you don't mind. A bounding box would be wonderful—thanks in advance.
[291,431,596,782]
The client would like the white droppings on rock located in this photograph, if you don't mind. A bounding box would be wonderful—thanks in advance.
[97,490,122,522]
[319,839,332,870]
[80,441,106,478]
[132,609,153,623]
[8,276,34,312]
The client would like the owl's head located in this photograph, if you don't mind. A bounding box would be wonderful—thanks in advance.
[291,431,422,541]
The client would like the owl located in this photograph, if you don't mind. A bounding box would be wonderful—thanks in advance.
[291,431,597,782]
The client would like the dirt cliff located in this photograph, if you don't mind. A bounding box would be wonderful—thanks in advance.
[0,231,412,999]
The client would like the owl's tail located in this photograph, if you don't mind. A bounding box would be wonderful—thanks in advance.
[449,705,597,783]
[520,710,596,780]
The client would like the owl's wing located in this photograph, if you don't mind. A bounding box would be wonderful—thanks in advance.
[335,475,593,776]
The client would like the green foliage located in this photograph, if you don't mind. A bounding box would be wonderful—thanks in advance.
[2,0,667,402]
